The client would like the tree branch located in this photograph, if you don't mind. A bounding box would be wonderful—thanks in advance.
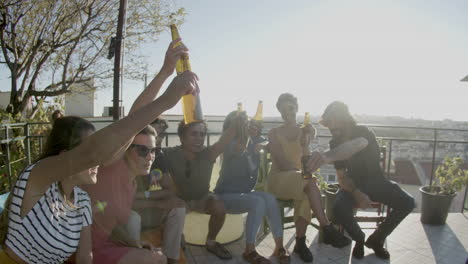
[42,77,92,92]
[28,89,70,97]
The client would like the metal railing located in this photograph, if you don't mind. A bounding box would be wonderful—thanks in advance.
[1,119,468,212]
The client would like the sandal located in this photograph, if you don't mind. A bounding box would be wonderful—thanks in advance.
[206,241,232,260]
[275,248,291,264]
[242,250,271,264]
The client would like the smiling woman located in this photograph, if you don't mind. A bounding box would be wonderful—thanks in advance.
[0,116,96,264]
[0,66,197,264]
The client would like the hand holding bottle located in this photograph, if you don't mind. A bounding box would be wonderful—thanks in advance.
[160,38,189,76]
[300,112,315,148]
[305,150,329,174]
[170,24,204,124]
[302,123,315,136]
[161,71,198,108]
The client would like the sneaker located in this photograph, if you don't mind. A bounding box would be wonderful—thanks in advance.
[206,241,232,260]
[352,241,364,259]
[365,233,390,259]
[293,236,313,263]
[322,224,352,248]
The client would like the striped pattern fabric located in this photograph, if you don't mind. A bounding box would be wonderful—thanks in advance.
[5,163,92,264]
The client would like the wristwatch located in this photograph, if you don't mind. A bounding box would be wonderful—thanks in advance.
[144,191,150,199]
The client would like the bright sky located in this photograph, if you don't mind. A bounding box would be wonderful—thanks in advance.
[4,0,468,121]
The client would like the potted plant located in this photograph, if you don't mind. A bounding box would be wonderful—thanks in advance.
[420,156,468,225]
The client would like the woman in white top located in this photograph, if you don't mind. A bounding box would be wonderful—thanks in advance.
[0,39,194,264]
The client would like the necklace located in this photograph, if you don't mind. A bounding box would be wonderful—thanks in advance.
[58,181,75,208]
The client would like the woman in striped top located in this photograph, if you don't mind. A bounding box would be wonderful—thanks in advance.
[0,68,198,263]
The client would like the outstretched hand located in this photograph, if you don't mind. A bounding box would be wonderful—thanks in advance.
[160,38,189,76]
[306,151,329,173]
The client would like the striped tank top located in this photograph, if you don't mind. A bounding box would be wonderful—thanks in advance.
[5,163,93,264]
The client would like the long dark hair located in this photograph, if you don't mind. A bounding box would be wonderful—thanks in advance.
[39,116,95,160]
[0,116,95,245]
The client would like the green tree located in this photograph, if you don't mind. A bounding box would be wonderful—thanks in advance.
[0,0,184,117]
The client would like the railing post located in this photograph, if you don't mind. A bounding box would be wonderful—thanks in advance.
[207,134,210,146]
[25,123,31,165]
[4,126,12,188]
[387,140,393,179]
[429,129,438,186]
[462,187,468,213]
[39,137,44,154]
[165,135,169,147]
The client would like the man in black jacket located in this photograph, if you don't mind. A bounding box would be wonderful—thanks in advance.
[318,101,415,260]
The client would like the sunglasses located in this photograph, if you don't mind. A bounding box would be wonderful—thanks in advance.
[130,144,157,158]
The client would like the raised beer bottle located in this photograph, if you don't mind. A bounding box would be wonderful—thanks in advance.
[170,24,203,124]
[252,100,263,121]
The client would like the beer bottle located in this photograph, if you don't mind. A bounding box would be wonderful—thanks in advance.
[252,100,263,121]
[170,24,203,124]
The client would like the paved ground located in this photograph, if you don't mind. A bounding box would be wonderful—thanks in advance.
[184,213,468,264]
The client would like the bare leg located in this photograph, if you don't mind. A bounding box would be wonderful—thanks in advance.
[303,178,330,227]
[293,217,313,262]
[272,237,284,252]
[205,197,226,241]
[245,243,255,254]
[204,197,232,259]
[295,217,308,237]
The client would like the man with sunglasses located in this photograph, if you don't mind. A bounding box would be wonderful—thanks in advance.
[157,117,242,260]
[312,101,415,260]
[130,127,187,264]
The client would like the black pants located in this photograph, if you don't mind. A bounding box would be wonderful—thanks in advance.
[333,180,415,243]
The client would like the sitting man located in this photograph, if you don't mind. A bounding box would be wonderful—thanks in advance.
[158,118,241,260]
[317,101,416,260]
[130,117,186,264]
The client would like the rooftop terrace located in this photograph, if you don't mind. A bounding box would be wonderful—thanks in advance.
[184,213,468,264]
